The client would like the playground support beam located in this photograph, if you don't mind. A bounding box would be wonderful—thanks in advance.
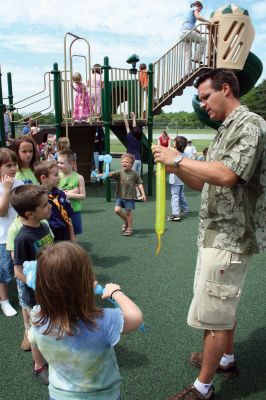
[102,56,111,202]
[147,63,154,196]
[7,73,15,139]
[51,63,62,140]
[0,67,6,148]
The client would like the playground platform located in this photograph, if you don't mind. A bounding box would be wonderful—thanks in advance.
[1,162,266,400]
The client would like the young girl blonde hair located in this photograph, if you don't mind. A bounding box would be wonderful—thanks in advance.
[72,72,82,82]
[57,137,71,152]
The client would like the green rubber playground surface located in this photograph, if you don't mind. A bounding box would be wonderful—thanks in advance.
[1,161,266,400]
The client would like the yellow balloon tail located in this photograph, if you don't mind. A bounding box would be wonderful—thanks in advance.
[156,233,162,255]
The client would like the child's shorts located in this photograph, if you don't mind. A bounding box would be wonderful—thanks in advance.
[0,244,14,284]
[71,211,83,235]
[115,198,135,210]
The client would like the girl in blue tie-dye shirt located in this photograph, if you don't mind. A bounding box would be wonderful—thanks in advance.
[29,241,143,400]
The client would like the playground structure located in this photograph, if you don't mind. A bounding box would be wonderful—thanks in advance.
[0,3,263,198]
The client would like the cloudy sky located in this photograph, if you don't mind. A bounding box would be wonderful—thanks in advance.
[0,0,265,114]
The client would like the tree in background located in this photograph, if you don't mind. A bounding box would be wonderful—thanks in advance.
[154,110,205,129]
[241,79,266,120]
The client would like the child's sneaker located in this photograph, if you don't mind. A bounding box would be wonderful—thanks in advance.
[33,365,49,385]
[166,215,180,221]
[21,331,31,351]
[0,300,17,317]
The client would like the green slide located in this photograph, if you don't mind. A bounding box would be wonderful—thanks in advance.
[192,52,263,130]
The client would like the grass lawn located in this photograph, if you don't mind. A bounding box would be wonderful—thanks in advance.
[111,139,212,154]
[1,160,265,400]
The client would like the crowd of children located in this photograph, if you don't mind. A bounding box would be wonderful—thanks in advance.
[0,93,197,399]
[0,133,144,398]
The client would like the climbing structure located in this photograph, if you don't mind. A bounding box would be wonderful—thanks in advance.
[0,3,262,193]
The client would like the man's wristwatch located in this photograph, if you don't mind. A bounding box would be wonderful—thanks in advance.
[173,155,184,168]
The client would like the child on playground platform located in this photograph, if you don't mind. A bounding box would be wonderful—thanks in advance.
[11,184,54,385]
[88,63,103,118]
[167,136,189,222]
[0,148,24,317]
[139,63,148,90]
[14,137,39,185]
[34,160,75,241]
[72,72,90,123]
[58,150,85,235]
[28,241,143,400]
[108,153,146,236]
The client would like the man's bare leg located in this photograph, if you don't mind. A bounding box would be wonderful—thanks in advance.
[198,330,227,383]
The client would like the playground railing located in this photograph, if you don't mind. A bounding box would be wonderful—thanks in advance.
[109,67,147,122]
[11,71,55,124]
[153,23,218,112]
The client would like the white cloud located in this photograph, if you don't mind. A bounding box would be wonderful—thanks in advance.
[0,0,265,115]
[0,0,186,40]
[0,34,62,54]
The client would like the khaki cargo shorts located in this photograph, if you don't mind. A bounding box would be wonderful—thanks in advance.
[187,247,253,330]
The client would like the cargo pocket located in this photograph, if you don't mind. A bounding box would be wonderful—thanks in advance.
[197,280,241,326]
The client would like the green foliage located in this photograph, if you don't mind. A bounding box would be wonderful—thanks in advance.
[154,111,205,128]
[13,112,56,124]
[241,79,266,120]
[38,112,56,124]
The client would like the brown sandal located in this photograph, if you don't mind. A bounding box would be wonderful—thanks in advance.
[123,228,133,236]
[121,224,128,232]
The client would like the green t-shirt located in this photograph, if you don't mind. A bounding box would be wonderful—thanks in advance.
[59,172,81,212]
[110,170,143,199]
[15,168,39,185]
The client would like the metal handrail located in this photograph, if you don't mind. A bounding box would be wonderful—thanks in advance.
[11,71,55,124]
[12,72,52,108]
[109,67,146,122]
[153,23,218,112]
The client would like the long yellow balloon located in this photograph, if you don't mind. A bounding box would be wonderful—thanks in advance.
[155,162,166,255]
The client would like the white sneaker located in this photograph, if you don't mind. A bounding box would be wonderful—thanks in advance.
[0,300,17,317]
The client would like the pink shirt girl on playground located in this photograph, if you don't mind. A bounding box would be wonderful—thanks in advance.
[88,64,103,118]
[72,72,90,123]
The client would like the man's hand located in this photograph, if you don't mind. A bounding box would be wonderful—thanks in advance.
[152,145,180,166]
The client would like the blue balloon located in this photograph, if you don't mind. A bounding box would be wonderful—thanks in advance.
[23,260,37,290]
[91,154,113,181]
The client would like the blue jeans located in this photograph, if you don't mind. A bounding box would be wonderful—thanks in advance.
[93,151,99,170]
[170,184,189,216]
[132,160,141,175]
[0,244,14,284]
[115,198,135,210]
[71,211,83,235]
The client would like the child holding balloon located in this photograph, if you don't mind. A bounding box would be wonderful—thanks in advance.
[28,241,143,400]
[106,153,146,236]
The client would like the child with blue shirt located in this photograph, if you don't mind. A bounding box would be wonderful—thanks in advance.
[34,160,75,241]
[167,136,189,221]
[29,241,143,400]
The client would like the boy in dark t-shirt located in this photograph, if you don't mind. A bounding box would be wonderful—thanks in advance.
[11,184,53,385]
[34,160,75,242]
